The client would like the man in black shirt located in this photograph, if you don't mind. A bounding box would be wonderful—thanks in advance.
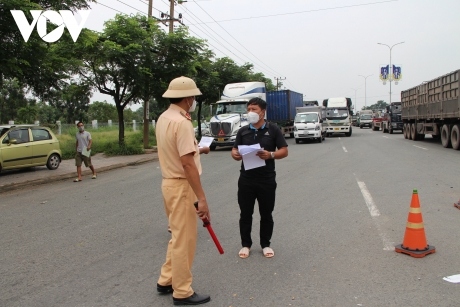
[231,97,288,258]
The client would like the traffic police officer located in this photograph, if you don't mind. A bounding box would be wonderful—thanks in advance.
[156,76,211,305]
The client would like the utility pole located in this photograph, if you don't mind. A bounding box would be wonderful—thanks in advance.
[160,1,185,34]
[274,77,286,91]
[148,0,153,17]
[143,0,154,149]
[169,0,175,34]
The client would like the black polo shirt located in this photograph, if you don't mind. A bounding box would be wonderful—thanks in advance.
[233,121,288,178]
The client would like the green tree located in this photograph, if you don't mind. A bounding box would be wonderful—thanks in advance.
[88,101,118,123]
[363,100,388,111]
[17,101,38,124]
[44,82,91,123]
[36,101,61,124]
[73,16,205,145]
[0,78,28,123]
[0,0,95,94]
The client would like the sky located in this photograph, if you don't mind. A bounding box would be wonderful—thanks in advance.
[82,0,460,111]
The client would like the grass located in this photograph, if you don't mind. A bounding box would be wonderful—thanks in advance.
[57,126,156,160]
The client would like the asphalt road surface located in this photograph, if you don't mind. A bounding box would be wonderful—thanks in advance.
[1,128,460,307]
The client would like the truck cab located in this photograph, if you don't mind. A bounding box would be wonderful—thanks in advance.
[382,102,403,134]
[208,82,265,150]
[358,110,373,128]
[294,106,325,144]
[323,97,352,137]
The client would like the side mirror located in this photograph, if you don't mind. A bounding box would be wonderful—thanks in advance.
[319,119,323,123]
[9,139,18,145]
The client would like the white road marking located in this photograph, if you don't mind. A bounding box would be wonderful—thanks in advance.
[338,137,348,152]
[382,136,389,139]
[413,145,428,150]
[356,179,395,251]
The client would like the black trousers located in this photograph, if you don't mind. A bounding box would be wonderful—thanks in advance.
[237,175,277,249]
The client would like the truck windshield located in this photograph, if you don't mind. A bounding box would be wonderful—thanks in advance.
[215,103,247,115]
[326,108,348,119]
[360,115,372,120]
[295,113,318,123]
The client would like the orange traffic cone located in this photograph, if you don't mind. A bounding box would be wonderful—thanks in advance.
[454,199,460,209]
[395,189,435,258]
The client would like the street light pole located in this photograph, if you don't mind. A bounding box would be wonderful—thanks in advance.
[351,87,360,111]
[358,74,372,108]
[377,41,404,105]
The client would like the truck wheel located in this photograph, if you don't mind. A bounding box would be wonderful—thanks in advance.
[295,138,300,144]
[389,127,393,134]
[451,124,460,150]
[289,132,294,138]
[403,124,407,139]
[318,137,322,143]
[410,123,418,141]
[405,124,411,139]
[441,124,451,148]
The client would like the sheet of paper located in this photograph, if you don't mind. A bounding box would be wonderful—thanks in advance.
[198,136,214,148]
[238,144,265,170]
[443,274,460,283]
[82,148,91,157]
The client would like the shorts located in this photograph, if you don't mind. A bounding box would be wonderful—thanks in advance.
[75,152,92,167]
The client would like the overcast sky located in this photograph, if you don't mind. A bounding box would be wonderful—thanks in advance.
[83,0,460,111]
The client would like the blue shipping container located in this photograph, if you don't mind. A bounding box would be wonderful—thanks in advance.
[266,90,304,123]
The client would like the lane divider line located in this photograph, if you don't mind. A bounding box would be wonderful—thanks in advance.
[413,145,428,150]
[342,146,348,152]
[356,179,395,251]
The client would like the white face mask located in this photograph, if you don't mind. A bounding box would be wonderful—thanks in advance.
[188,99,197,112]
[247,111,261,124]
[78,126,84,132]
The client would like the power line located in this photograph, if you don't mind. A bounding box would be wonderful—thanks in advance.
[190,1,285,79]
[189,0,398,25]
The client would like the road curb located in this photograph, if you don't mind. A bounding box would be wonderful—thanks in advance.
[0,155,158,194]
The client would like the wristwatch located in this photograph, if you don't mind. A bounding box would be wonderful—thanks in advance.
[270,152,275,159]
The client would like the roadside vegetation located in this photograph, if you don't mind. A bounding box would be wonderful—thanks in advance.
[57,126,156,160]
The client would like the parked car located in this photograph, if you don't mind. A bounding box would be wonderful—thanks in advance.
[194,122,210,137]
[0,125,62,173]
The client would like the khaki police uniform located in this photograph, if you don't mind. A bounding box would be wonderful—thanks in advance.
[156,103,201,299]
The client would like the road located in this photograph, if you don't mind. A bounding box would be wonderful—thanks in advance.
[1,128,459,307]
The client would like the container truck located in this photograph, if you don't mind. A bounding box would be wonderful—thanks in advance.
[401,69,460,149]
[208,83,303,150]
[208,82,265,150]
[381,102,403,134]
[266,90,304,137]
[322,97,353,136]
[293,106,325,143]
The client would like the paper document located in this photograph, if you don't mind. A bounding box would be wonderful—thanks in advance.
[238,144,265,170]
[443,274,460,283]
[198,136,214,148]
[82,148,91,157]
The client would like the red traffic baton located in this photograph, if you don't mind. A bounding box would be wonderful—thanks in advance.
[194,202,224,254]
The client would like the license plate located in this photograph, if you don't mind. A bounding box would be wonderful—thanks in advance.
[334,128,340,131]
[218,138,224,142]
